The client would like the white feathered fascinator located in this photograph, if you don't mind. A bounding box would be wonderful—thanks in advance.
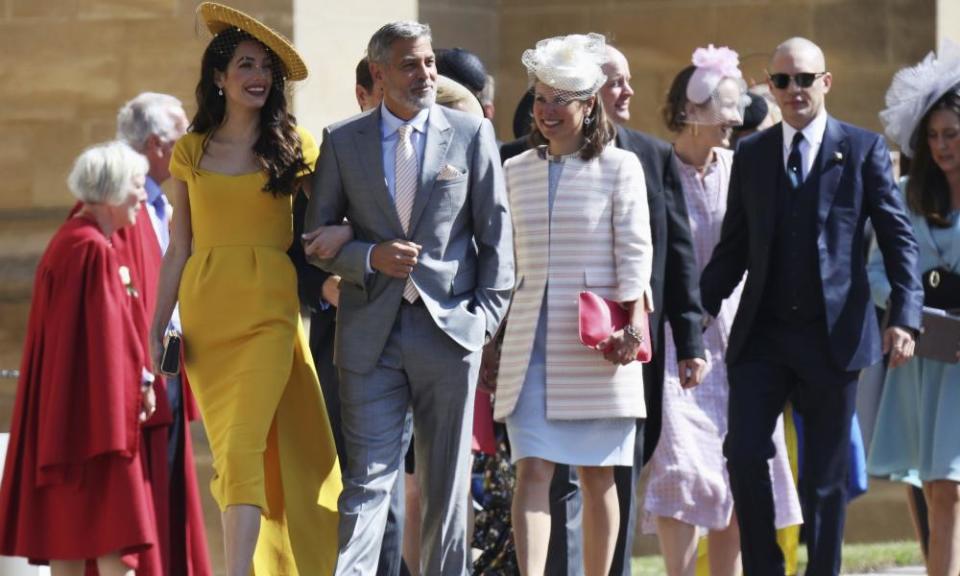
[521,33,608,100]
[879,40,960,158]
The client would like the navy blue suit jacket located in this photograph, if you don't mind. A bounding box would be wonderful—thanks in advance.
[700,116,923,371]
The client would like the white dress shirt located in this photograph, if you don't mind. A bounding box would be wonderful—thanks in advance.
[781,107,828,182]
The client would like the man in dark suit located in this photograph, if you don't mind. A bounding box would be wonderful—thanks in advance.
[700,37,923,576]
[499,44,706,576]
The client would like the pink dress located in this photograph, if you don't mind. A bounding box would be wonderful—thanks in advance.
[642,148,803,532]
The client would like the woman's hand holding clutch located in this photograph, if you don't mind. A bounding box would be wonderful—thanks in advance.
[600,328,643,366]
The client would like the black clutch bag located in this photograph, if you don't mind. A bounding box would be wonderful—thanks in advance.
[922,267,960,311]
[159,333,181,377]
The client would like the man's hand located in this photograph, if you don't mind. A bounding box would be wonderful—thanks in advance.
[883,326,915,369]
[678,357,706,389]
[321,275,342,308]
[303,224,354,260]
[371,240,422,279]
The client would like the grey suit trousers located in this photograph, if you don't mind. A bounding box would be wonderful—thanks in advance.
[334,302,479,576]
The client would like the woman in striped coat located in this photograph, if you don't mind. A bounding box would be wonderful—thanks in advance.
[494,33,653,576]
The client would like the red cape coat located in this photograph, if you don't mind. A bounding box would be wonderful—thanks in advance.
[112,204,211,576]
[0,217,159,567]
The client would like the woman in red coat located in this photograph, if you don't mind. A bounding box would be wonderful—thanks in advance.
[0,141,158,576]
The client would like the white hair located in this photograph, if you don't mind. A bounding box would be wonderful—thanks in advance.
[116,92,185,152]
[367,21,431,65]
[67,141,148,205]
[480,74,495,106]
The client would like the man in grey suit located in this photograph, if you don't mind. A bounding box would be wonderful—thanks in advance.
[304,21,514,576]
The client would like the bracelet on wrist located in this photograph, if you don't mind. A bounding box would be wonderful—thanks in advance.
[623,324,644,344]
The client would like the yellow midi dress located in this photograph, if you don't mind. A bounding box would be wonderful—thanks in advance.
[169,128,341,575]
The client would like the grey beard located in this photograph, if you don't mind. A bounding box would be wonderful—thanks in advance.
[407,88,436,110]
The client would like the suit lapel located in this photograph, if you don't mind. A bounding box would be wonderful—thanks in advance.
[410,106,453,235]
[816,116,848,232]
[614,126,627,150]
[353,107,405,237]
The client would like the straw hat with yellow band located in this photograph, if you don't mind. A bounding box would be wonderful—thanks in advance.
[197,2,308,82]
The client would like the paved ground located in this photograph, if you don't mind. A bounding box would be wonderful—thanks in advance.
[847,568,926,575]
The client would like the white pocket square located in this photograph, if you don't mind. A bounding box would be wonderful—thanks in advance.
[438,164,466,180]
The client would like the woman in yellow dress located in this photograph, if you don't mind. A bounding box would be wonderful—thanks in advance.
[149,4,342,575]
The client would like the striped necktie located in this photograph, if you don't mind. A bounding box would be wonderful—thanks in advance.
[395,124,420,303]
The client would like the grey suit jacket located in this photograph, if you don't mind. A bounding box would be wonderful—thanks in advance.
[306,104,514,374]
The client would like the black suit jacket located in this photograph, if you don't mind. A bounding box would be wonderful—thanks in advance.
[499,130,704,459]
[700,117,923,371]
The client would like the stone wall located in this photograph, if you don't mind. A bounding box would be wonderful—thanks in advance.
[494,0,936,142]
[293,0,416,133]
[0,0,940,213]
[420,0,499,82]
[0,0,292,212]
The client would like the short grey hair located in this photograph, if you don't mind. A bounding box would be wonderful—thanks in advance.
[480,74,495,106]
[116,92,185,152]
[367,21,432,65]
[67,141,148,205]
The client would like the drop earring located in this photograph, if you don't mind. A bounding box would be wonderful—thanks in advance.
[218,87,223,97]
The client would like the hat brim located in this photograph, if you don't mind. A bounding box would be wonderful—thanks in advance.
[198,2,308,82]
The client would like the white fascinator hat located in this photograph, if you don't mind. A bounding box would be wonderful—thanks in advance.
[521,33,608,100]
[880,39,960,158]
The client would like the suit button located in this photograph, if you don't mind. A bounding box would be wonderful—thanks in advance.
[791,305,799,311]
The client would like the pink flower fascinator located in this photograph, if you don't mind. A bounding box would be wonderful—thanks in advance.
[687,44,743,104]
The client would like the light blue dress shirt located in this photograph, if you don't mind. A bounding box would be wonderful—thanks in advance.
[145,175,170,250]
[380,103,430,200]
[144,175,180,332]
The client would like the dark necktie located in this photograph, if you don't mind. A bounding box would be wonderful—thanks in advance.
[787,132,804,189]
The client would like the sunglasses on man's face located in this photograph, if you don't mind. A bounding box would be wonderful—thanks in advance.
[768,72,827,90]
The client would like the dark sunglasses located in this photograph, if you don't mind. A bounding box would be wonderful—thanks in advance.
[768,72,827,89]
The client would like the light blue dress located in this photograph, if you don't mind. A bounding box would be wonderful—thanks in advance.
[866,199,960,485]
[505,158,636,466]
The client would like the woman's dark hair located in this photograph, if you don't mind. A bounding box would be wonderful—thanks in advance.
[906,88,960,227]
[528,94,615,161]
[191,28,308,196]
[662,65,698,133]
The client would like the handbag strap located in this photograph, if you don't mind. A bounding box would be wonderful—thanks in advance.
[925,214,960,273]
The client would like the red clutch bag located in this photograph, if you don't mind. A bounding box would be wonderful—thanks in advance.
[578,290,652,363]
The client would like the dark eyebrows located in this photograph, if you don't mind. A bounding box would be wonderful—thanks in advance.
[399,54,434,65]
[235,54,273,67]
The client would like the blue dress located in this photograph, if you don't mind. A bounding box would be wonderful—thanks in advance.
[505,158,636,466]
[866,203,960,485]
